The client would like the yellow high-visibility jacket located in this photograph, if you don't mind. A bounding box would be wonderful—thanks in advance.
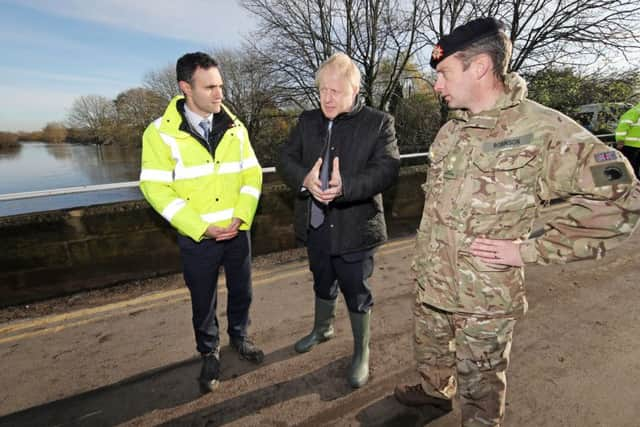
[616,103,640,148]
[139,96,262,242]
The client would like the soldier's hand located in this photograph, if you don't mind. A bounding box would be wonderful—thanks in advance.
[470,238,524,267]
[303,157,324,201]
[318,157,342,204]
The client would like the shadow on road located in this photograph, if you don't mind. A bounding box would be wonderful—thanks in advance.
[292,367,452,427]
[162,359,451,427]
[161,356,356,426]
[0,344,298,427]
[355,395,451,427]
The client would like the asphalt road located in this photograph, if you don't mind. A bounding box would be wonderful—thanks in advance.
[1,234,639,427]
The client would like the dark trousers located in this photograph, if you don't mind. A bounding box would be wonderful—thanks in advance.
[621,145,640,179]
[178,231,252,354]
[306,223,374,313]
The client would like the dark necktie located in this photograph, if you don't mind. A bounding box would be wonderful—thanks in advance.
[309,121,333,228]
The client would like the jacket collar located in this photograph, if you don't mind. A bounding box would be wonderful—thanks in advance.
[159,95,239,137]
[323,96,365,123]
[451,72,528,130]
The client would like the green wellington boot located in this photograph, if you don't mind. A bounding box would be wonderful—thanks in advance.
[348,310,371,388]
[294,297,337,353]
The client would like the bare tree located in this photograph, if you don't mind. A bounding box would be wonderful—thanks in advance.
[241,0,431,112]
[143,63,180,102]
[213,47,294,165]
[417,0,640,73]
[113,87,167,144]
[115,88,166,130]
[214,48,287,136]
[66,95,116,143]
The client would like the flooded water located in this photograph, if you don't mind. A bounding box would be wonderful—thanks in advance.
[0,141,421,217]
[0,142,143,217]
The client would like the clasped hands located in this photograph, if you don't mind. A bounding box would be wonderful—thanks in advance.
[303,157,342,204]
[205,217,242,241]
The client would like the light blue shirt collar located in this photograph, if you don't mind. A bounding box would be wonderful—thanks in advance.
[184,104,213,138]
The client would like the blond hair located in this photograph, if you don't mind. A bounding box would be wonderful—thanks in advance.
[315,52,361,92]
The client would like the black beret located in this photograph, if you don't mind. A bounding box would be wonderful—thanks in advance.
[430,17,505,69]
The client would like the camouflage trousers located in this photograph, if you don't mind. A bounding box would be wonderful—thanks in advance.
[413,300,516,427]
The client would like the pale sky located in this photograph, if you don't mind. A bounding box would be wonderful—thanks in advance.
[0,0,256,131]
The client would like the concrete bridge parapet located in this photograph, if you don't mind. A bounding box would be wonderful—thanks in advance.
[0,166,427,307]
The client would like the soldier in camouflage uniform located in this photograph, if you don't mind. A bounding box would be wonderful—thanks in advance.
[393,17,640,426]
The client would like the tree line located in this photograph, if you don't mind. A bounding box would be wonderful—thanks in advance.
[2,0,639,162]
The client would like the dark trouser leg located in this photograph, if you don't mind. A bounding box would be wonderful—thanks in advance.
[455,314,516,427]
[306,223,374,312]
[621,145,640,179]
[333,250,375,313]
[178,235,224,354]
[295,225,338,353]
[223,231,253,339]
[306,223,339,301]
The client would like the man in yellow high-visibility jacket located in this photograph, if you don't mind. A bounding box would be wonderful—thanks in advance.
[616,102,640,178]
[139,52,263,394]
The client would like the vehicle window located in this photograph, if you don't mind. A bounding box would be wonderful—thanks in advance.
[574,112,594,130]
[596,110,618,132]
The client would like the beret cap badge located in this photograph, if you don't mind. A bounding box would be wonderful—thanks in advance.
[431,45,444,61]
[430,17,505,69]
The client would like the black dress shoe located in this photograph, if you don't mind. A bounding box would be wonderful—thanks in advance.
[394,383,452,411]
[198,350,220,393]
[230,337,265,364]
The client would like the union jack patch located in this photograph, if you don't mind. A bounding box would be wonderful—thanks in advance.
[594,151,617,163]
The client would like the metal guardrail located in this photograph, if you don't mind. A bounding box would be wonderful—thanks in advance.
[0,131,619,203]
[0,155,427,202]
[0,181,142,202]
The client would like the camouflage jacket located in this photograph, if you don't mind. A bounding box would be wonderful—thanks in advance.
[414,73,640,317]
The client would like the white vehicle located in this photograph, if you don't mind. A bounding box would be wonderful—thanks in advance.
[572,102,633,143]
